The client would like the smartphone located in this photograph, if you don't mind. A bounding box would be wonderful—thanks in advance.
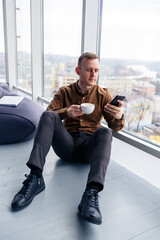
[109,95,126,106]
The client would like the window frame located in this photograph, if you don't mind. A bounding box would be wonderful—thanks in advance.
[2,0,159,156]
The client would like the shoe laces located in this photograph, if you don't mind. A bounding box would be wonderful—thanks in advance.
[86,189,99,210]
[18,174,33,196]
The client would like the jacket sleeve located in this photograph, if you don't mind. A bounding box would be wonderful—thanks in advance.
[102,89,125,132]
[46,87,68,120]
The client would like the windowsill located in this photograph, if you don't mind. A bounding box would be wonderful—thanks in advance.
[102,122,160,158]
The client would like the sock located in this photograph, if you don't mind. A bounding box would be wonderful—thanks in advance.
[30,165,42,178]
[86,182,101,192]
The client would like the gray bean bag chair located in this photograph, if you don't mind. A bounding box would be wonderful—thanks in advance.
[0,83,44,144]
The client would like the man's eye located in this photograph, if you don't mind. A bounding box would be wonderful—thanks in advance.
[86,69,99,73]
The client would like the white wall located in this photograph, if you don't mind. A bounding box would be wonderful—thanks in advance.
[112,137,160,189]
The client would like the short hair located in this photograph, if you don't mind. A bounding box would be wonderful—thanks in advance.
[78,52,98,67]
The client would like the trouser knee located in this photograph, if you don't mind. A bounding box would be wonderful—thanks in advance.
[40,110,59,121]
[95,127,112,144]
[38,111,62,128]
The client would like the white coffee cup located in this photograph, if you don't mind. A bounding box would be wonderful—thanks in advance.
[81,103,95,114]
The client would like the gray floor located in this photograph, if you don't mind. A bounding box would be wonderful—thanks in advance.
[0,139,160,240]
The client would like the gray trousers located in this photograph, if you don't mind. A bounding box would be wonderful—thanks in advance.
[27,111,112,191]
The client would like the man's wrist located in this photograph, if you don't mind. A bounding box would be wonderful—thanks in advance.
[56,107,68,120]
[115,113,124,120]
[120,113,124,120]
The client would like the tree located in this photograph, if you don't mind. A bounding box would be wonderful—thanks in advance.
[135,98,152,132]
[124,105,137,130]
[125,97,152,132]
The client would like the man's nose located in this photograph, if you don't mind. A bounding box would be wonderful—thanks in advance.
[90,69,95,75]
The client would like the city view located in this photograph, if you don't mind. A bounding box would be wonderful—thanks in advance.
[1,52,159,147]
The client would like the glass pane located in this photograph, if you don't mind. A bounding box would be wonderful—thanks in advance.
[100,0,160,147]
[43,0,82,99]
[0,0,6,83]
[16,0,32,92]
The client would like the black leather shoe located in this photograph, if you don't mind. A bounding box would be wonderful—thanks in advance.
[11,174,45,211]
[78,188,102,225]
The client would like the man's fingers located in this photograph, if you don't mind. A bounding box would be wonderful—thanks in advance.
[69,105,84,117]
[117,100,123,107]
[71,105,81,109]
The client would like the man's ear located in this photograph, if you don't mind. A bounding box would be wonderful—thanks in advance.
[75,67,80,75]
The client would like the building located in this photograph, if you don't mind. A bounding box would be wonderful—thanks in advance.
[132,80,156,95]
[99,77,132,94]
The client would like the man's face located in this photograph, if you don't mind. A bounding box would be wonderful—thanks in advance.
[77,58,99,87]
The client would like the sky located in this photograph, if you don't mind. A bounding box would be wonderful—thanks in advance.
[101,0,160,60]
[1,0,160,61]
[43,0,82,56]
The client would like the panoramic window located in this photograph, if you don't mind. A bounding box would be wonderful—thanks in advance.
[0,0,6,83]
[15,0,32,92]
[43,0,82,99]
[100,0,160,147]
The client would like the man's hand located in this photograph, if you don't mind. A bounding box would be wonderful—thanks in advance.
[67,105,84,118]
[104,100,123,120]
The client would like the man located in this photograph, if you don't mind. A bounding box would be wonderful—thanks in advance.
[11,52,125,225]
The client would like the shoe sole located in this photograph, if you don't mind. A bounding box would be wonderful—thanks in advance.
[11,184,45,211]
[78,205,102,225]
